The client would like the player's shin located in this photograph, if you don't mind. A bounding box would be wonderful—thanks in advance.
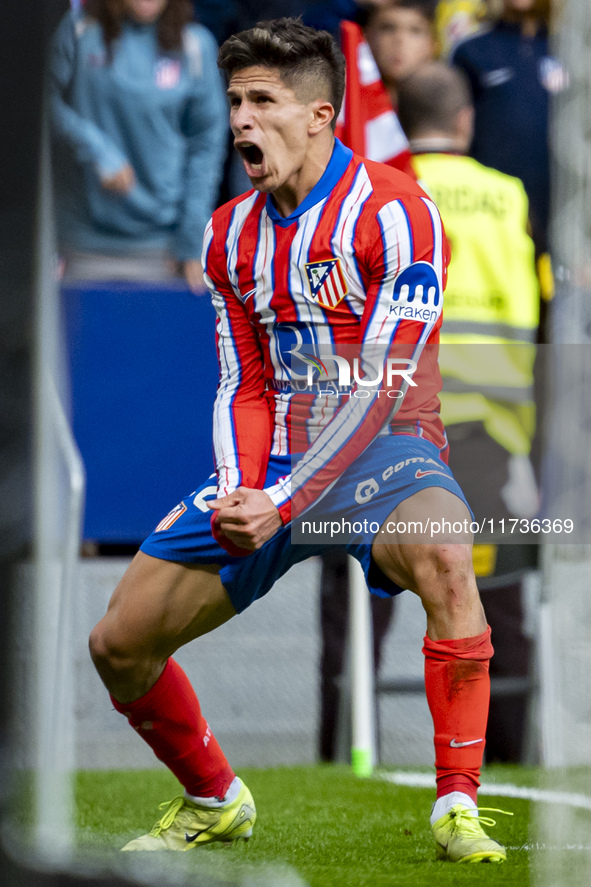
[110,657,234,798]
[423,627,493,807]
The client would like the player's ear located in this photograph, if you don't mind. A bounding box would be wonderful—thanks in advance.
[309,99,335,135]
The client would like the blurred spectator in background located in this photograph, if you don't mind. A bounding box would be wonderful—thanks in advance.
[335,0,436,176]
[399,61,540,762]
[434,0,486,58]
[362,0,437,104]
[195,0,381,45]
[50,0,227,292]
[451,0,563,261]
[303,1,382,39]
[302,0,484,56]
[194,1,307,45]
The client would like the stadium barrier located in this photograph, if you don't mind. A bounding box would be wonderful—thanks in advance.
[62,280,219,543]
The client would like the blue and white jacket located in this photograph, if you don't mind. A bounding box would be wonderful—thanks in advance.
[50,10,227,260]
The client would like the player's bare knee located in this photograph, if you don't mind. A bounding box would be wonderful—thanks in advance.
[89,621,146,682]
[89,622,117,674]
[413,544,477,606]
[432,543,473,579]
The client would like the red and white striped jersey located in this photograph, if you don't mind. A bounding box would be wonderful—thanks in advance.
[203,140,449,524]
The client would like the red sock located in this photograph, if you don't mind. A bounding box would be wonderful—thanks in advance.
[423,627,493,804]
[110,658,234,798]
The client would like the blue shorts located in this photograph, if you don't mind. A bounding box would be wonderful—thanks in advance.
[140,435,469,613]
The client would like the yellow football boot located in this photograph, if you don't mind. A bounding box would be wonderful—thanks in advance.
[432,804,512,863]
[121,778,255,851]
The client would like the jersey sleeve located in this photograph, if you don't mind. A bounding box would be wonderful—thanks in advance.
[203,219,272,498]
[264,194,448,524]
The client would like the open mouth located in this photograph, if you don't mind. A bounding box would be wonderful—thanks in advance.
[237,141,265,174]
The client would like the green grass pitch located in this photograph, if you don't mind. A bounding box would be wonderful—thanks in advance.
[73,764,546,886]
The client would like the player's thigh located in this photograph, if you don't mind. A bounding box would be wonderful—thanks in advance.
[371,486,474,596]
[96,551,236,661]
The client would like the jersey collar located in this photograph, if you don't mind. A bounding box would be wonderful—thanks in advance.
[265,138,353,227]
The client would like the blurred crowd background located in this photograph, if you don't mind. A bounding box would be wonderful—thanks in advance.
[48,0,566,767]
[51,0,557,292]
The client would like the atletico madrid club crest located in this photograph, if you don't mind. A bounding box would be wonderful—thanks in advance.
[155,502,187,532]
[304,258,348,309]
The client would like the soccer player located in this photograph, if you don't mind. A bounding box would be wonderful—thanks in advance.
[89,18,507,863]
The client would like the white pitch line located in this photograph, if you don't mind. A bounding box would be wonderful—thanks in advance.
[508,844,591,851]
[377,770,591,812]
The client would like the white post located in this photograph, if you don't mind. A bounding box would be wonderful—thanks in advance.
[349,556,376,776]
[32,114,85,863]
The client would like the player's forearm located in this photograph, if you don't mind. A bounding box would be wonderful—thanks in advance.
[213,401,272,496]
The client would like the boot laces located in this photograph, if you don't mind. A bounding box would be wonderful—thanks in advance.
[452,806,513,833]
[148,796,186,836]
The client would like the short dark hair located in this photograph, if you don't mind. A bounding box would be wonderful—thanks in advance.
[360,0,437,29]
[218,18,346,130]
[397,62,472,139]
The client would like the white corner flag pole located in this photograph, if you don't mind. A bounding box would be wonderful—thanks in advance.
[349,556,377,776]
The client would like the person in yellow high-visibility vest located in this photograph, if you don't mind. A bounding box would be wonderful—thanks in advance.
[399,60,541,763]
